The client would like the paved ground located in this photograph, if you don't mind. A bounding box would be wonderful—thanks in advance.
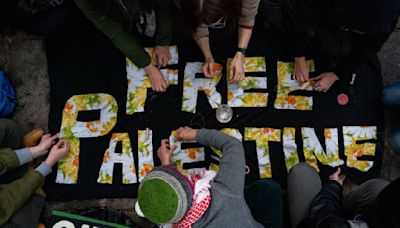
[1,22,399,223]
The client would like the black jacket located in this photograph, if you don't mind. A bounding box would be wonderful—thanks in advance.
[283,0,400,80]
[298,180,350,228]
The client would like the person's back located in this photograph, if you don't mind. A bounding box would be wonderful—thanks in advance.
[194,184,262,227]
[136,127,282,227]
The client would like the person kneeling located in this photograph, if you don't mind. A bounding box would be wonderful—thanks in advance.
[135,127,283,227]
[0,119,69,227]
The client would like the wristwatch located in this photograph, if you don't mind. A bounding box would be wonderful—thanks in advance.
[236,47,246,56]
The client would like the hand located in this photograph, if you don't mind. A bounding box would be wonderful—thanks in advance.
[144,63,169,92]
[312,72,339,92]
[157,139,177,166]
[294,57,309,82]
[153,45,171,68]
[176,127,198,142]
[203,55,215,78]
[29,133,60,158]
[229,52,245,84]
[45,139,70,167]
[329,167,346,186]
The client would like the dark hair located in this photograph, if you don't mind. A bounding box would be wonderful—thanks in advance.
[176,0,241,36]
[88,0,153,31]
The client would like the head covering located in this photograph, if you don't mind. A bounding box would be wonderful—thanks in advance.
[136,166,194,224]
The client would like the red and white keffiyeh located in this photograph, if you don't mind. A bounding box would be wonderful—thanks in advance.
[173,170,216,228]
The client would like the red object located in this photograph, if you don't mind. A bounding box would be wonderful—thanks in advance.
[337,93,349,105]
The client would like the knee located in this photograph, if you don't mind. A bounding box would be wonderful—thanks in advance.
[0,119,19,136]
[382,81,400,108]
[289,162,316,177]
[253,179,283,203]
[363,179,390,198]
[257,179,282,195]
[391,130,400,154]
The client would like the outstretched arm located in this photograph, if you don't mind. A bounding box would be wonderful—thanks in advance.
[176,127,246,195]
[75,0,151,68]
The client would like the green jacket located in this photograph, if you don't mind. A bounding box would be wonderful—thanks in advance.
[75,0,174,68]
[0,148,44,225]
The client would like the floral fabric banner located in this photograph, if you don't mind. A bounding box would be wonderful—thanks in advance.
[45,21,384,200]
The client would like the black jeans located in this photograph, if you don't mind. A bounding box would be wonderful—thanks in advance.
[244,179,284,228]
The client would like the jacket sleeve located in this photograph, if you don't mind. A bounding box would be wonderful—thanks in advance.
[306,180,350,227]
[0,148,20,176]
[196,129,245,195]
[74,0,151,68]
[282,0,325,57]
[193,24,209,40]
[153,0,174,45]
[238,0,260,27]
[0,171,44,225]
[333,31,393,82]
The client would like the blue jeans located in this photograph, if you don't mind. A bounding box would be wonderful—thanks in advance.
[383,81,400,108]
[391,130,400,154]
[383,81,400,153]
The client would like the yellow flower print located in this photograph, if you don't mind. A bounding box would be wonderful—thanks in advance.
[103,151,110,163]
[140,163,153,177]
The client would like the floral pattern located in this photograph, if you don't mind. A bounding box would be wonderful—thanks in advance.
[302,128,344,171]
[97,133,137,184]
[245,128,281,178]
[126,46,179,114]
[282,128,299,172]
[182,62,222,113]
[169,131,206,175]
[138,129,154,181]
[274,61,315,110]
[57,93,118,184]
[343,126,377,172]
[227,57,268,107]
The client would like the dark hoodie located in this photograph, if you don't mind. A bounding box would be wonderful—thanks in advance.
[283,0,400,80]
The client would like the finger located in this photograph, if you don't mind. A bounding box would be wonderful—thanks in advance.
[203,65,211,77]
[240,71,245,81]
[312,75,324,80]
[55,140,63,148]
[304,74,310,81]
[335,167,341,175]
[295,74,301,82]
[162,56,168,67]
[170,144,177,152]
[50,133,60,141]
[65,141,70,152]
[229,66,234,82]
[42,134,51,139]
[208,63,214,77]
[161,139,169,145]
[206,63,214,78]
[237,71,244,82]
[167,52,171,62]
[294,73,300,81]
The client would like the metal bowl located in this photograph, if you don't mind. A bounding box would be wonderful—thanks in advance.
[216,104,233,123]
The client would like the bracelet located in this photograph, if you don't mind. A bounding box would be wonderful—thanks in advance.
[236,47,246,56]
